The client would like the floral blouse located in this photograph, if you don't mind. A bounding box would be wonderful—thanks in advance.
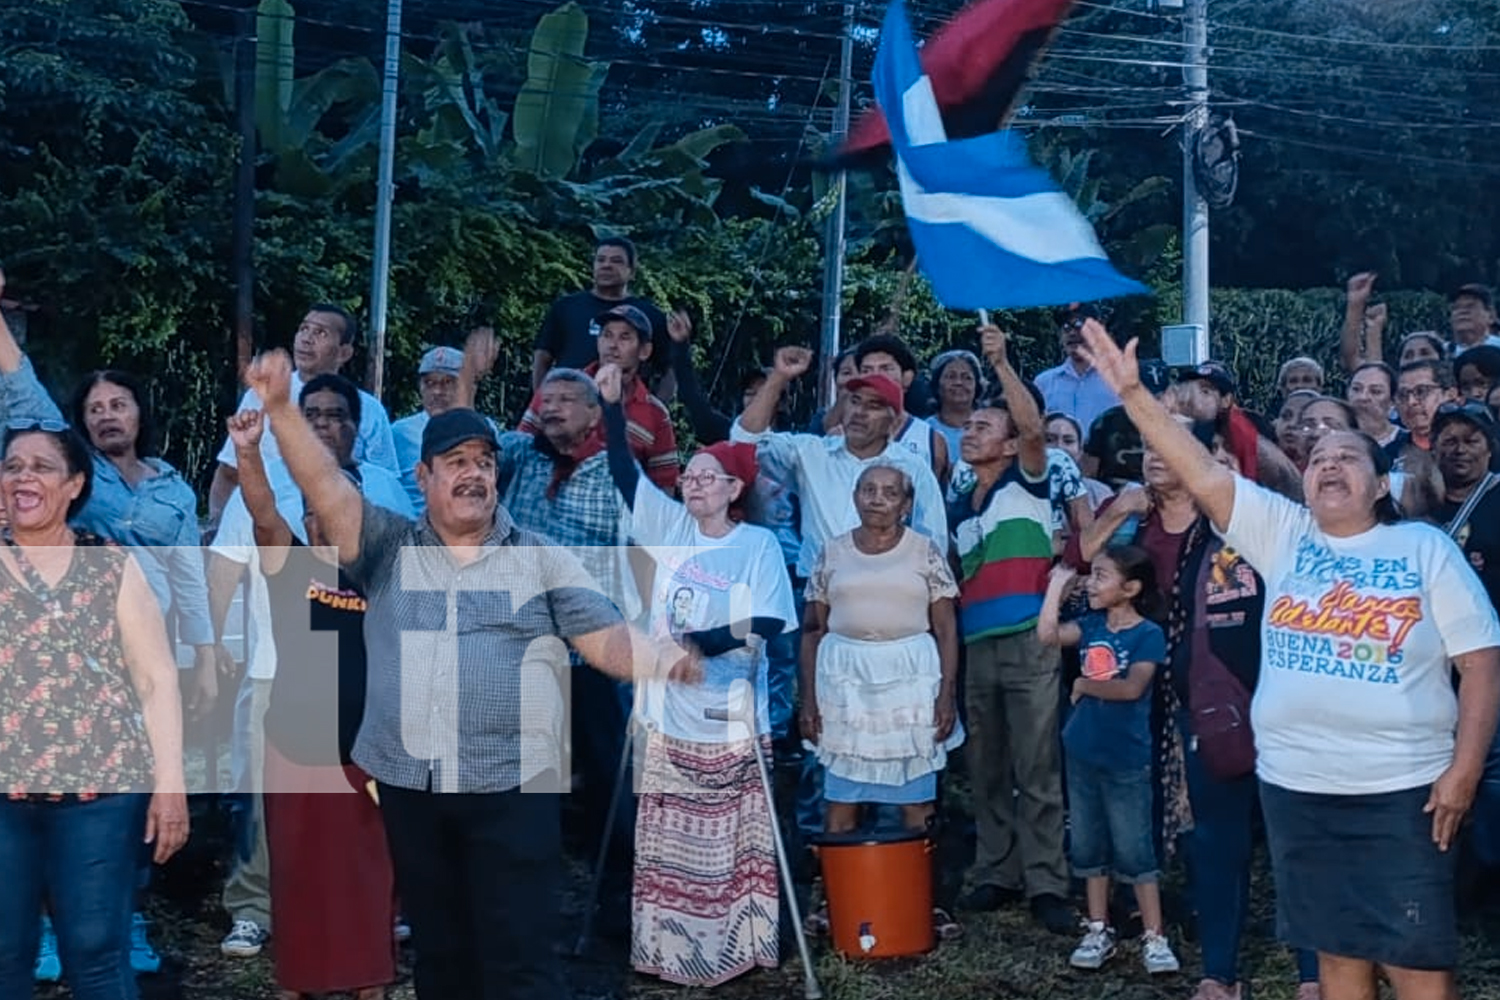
[0,532,154,799]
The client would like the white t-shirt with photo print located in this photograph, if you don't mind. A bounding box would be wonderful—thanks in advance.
[1222,477,1500,795]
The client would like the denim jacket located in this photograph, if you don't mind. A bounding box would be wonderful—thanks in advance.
[0,359,213,646]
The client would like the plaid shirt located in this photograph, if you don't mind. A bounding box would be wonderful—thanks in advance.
[518,364,679,490]
[497,431,636,618]
[345,500,623,793]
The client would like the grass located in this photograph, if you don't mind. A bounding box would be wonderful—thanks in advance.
[30,773,1500,1000]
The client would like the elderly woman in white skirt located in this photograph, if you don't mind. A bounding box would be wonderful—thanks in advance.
[799,462,961,822]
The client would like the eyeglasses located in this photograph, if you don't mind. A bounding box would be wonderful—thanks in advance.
[680,472,738,488]
[5,419,69,434]
[1394,384,1442,403]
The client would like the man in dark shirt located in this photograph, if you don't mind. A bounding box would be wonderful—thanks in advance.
[531,236,671,396]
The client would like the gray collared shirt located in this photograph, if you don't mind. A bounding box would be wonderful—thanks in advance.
[345,500,623,793]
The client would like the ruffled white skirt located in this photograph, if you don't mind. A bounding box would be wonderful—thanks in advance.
[814,631,964,787]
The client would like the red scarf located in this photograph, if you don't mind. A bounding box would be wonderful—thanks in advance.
[1225,407,1259,480]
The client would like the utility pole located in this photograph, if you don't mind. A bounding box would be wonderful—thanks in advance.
[818,2,855,410]
[367,0,403,399]
[231,5,257,381]
[1182,0,1210,337]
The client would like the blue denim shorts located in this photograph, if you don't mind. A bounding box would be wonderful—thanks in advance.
[1065,754,1159,883]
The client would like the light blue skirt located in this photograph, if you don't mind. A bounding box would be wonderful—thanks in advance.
[824,769,937,805]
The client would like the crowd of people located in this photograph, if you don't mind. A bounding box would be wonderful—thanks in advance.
[0,241,1497,1000]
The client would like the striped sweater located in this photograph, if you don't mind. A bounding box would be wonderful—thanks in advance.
[947,463,1054,643]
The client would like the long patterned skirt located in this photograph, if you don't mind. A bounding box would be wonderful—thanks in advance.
[631,731,779,987]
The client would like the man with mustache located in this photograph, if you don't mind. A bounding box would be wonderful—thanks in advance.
[243,348,663,1000]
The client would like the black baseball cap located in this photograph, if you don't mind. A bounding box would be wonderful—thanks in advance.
[420,408,498,463]
[1176,360,1237,397]
[1449,284,1495,311]
[595,304,653,337]
[1139,358,1172,396]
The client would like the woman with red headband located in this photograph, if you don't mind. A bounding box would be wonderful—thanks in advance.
[596,362,796,988]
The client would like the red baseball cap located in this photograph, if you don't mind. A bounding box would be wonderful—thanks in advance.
[844,374,904,412]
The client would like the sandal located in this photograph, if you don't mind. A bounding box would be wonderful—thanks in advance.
[932,907,963,941]
[804,905,830,937]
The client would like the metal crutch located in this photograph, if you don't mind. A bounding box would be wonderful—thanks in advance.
[572,702,638,957]
[705,703,824,1000]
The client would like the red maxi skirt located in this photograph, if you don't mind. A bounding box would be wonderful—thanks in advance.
[262,744,397,995]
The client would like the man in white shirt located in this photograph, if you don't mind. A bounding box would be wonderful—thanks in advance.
[729,346,948,579]
[207,303,397,521]
[208,374,412,959]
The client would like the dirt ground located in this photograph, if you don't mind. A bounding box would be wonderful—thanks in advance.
[32,775,1500,1000]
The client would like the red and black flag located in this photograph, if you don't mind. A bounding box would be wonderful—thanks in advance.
[834,0,1076,168]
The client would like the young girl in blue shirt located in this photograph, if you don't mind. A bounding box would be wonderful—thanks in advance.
[1039,545,1179,976]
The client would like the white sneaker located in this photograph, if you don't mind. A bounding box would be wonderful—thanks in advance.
[1141,930,1181,974]
[1069,921,1117,969]
[220,919,269,958]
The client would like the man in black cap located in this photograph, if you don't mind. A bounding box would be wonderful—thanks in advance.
[1081,357,1171,489]
[240,348,672,1000]
[1450,284,1500,355]
[1174,361,1303,500]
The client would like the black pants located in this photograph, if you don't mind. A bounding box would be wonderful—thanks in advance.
[379,783,567,1000]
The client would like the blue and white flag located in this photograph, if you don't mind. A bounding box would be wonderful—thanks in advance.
[873,0,1148,310]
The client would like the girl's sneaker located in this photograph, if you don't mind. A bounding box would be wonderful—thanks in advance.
[1069,921,1117,969]
[1141,930,1181,974]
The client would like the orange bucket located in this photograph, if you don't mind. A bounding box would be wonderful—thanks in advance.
[813,829,934,958]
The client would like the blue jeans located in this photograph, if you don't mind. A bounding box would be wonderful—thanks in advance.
[1181,718,1317,984]
[1065,754,1158,883]
[767,565,804,744]
[1470,723,1500,868]
[0,794,147,1000]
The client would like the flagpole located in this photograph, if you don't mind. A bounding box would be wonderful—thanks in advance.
[1182,0,1210,338]
[819,2,855,411]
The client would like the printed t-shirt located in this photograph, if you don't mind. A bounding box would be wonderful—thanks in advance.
[629,478,796,744]
[1223,477,1500,794]
[264,543,369,767]
[1062,612,1166,770]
